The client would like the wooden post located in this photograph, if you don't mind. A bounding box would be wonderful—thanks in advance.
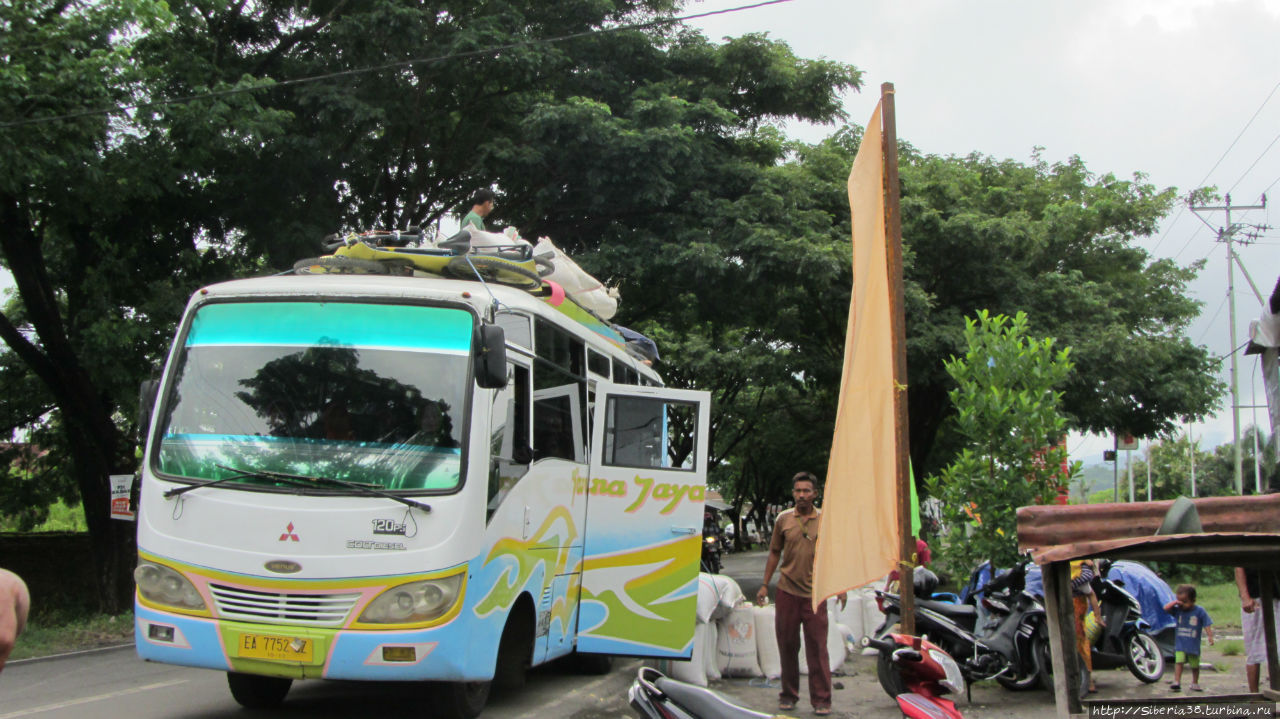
[1263,570,1279,691]
[1042,561,1082,718]
[881,81,915,636]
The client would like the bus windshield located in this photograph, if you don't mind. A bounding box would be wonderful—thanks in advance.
[154,301,473,493]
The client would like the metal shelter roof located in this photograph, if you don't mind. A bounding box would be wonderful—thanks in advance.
[1017,493,1280,566]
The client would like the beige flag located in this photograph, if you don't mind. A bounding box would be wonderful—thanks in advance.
[811,102,900,609]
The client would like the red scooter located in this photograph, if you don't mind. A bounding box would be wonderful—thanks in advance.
[863,634,966,719]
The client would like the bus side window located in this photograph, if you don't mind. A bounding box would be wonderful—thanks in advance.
[533,320,587,462]
[532,366,583,462]
[588,350,610,379]
[488,364,531,521]
[611,358,640,386]
[496,312,532,349]
[603,397,698,471]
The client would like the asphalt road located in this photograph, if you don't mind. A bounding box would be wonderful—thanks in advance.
[0,646,643,719]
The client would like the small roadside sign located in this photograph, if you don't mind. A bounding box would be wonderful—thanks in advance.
[1116,432,1139,451]
[109,474,136,521]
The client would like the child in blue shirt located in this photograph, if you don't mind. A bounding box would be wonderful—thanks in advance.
[1164,583,1214,691]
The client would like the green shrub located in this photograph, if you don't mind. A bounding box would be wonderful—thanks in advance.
[0,500,87,532]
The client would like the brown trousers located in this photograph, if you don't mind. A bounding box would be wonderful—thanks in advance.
[775,588,832,708]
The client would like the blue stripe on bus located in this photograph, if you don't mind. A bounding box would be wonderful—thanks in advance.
[185,303,473,352]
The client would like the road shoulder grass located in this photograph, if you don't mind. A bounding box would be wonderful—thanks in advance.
[12,611,134,661]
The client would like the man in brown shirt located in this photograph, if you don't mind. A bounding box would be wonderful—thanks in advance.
[755,472,844,715]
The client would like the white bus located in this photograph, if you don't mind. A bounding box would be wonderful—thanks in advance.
[133,272,710,717]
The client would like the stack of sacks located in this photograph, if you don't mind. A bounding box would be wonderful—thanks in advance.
[664,573,746,686]
[716,604,762,678]
[835,578,889,654]
[533,237,619,320]
[753,599,849,678]
[754,603,782,679]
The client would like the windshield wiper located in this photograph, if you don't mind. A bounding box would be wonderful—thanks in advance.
[164,471,263,499]
[233,466,433,513]
[165,464,432,513]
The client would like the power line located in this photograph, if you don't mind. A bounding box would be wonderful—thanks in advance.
[1195,77,1280,190]
[1171,224,1206,261]
[1149,206,1187,255]
[1264,171,1280,198]
[1228,125,1280,195]
[1195,294,1228,345]
[1217,339,1252,363]
[0,0,797,130]
[1160,77,1280,255]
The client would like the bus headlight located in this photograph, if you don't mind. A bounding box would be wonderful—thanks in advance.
[358,574,464,625]
[134,562,206,611]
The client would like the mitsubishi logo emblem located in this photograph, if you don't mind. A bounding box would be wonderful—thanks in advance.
[278,522,300,542]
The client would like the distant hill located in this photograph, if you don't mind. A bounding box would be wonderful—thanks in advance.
[1069,463,1117,502]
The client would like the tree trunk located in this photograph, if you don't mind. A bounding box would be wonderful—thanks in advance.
[0,199,135,612]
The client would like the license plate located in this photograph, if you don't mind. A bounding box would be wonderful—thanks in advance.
[238,633,314,662]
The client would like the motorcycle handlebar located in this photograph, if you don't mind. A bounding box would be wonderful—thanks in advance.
[861,636,894,652]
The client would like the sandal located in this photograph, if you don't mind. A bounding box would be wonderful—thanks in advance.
[814,708,832,716]
[779,700,797,711]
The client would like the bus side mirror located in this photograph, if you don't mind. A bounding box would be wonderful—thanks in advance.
[137,378,160,440]
[474,325,508,389]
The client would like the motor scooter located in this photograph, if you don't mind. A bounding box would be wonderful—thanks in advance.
[863,634,966,718]
[1034,562,1165,686]
[627,666,777,719]
[874,563,1046,691]
[700,511,725,574]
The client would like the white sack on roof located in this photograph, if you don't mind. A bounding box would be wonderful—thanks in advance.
[533,237,618,320]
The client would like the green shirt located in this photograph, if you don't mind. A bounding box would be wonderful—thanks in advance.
[461,211,484,231]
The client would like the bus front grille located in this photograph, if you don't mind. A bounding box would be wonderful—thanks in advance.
[209,584,360,626]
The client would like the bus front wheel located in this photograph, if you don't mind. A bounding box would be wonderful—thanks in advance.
[432,680,490,719]
[226,672,292,709]
[493,611,534,693]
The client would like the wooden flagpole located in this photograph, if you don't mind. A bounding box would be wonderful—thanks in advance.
[881,82,915,635]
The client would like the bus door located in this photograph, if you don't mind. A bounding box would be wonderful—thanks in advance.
[576,384,710,658]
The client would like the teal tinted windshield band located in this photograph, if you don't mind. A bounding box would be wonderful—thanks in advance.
[185,302,473,352]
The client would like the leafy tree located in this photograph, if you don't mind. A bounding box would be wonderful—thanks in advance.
[0,0,860,608]
[731,133,1224,481]
[925,311,1078,571]
[0,0,196,609]
[1133,434,1223,500]
[896,150,1223,477]
[1118,426,1278,503]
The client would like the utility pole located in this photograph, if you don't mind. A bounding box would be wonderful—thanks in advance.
[1188,421,1197,497]
[1190,193,1267,495]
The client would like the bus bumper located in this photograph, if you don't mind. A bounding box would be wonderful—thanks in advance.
[135,604,482,681]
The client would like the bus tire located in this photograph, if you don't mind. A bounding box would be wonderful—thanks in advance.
[432,680,490,719]
[493,604,534,693]
[226,672,292,709]
[446,256,542,290]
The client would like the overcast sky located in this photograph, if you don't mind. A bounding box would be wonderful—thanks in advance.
[690,0,1280,478]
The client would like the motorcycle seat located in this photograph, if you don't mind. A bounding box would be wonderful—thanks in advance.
[916,597,977,620]
[655,677,774,719]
